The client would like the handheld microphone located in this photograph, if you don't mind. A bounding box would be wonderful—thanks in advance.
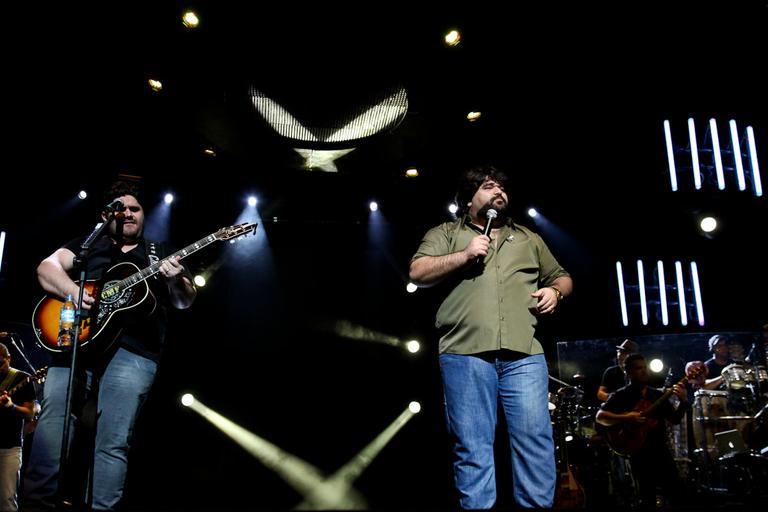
[476,208,498,264]
[104,199,124,213]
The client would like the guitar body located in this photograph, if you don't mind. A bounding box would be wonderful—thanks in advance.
[32,262,156,353]
[605,398,659,456]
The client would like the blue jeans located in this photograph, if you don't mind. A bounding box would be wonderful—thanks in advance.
[23,348,156,511]
[439,352,555,509]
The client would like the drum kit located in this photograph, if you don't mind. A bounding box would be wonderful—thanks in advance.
[691,362,768,496]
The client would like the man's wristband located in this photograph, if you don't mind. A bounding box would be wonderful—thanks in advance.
[550,286,563,302]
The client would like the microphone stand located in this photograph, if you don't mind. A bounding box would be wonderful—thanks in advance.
[58,211,118,505]
[7,334,38,373]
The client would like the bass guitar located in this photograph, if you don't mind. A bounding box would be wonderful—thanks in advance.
[605,365,703,456]
[32,223,256,353]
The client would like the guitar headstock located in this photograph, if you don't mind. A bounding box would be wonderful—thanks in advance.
[215,223,258,241]
[31,366,49,384]
[684,361,707,385]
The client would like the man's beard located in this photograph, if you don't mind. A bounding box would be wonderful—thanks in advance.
[478,197,507,219]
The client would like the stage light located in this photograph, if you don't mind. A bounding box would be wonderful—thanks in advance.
[699,216,717,233]
[649,358,664,373]
[657,261,669,326]
[448,203,458,214]
[0,231,5,273]
[637,260,648,326]
[729,120,746,191]
[405,340,420,353]
[675,261,688,326]
[78,190,88,200]
[408,401,421,414]
[691,262,705,327]
[527,208,538,218]
[710,119,725,190]
[565,434,574,442]
[181,393,195,406]
[746,126,763,197]
[147,79,162,92]
[369,201,378,212]
[444,30,461,46]
[247,196,258,207]
[664,120,678,192]
[182,11,199,28]
[616,262,629,327]
[405,168,419,178]
[467,112,481,122]
[193,275,206,287]
[688,118,702,189]
[406,282,418,293]
[164,193,174,205]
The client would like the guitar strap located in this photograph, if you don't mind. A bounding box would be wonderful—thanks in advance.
[0,368,18,393]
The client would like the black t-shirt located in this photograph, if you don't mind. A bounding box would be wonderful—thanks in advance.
[0,369,36,448]
[61,236,190,363]
[704,357,734,389]
[600,365,628,395]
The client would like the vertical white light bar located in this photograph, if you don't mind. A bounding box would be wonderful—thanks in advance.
[729,119,746,191]
[747,126,763,197]
[710,119,725,190]
[657,260,669,326]
[0,231,5,273]
[688,118,702,189]
[616,262,629,327]
[664,120,678,191]
[637,260,648,326]
[675,261,688,326]
[691,261,705,327]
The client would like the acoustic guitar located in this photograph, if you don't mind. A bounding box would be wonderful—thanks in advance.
[32,223,256,353]
[605,365,703,456]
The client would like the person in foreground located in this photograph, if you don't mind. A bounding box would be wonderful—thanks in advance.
[409,165,572,508]
[23,180,196,511]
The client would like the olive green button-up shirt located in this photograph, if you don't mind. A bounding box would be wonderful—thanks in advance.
[412,217,570,356]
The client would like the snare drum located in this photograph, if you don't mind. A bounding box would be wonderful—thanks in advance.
[692,389,753,461]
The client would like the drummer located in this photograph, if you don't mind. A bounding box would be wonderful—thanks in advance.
[701,334,738,390]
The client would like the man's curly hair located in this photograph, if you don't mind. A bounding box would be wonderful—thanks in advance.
[455,165,509,217]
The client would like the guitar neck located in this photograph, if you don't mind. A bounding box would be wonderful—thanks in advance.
[644,374,687,415]
[117,234,219,290]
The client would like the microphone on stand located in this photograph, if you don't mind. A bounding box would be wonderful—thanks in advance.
[476,208,498,264]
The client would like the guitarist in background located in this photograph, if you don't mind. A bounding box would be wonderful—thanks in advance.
[596,353,689,509]
[23,180,196,512]
[0,343,37,512]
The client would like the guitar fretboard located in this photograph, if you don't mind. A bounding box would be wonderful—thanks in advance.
[108,234,219,294]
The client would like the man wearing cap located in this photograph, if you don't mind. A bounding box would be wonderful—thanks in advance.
[597,339,639,402]
[701,334,737,390]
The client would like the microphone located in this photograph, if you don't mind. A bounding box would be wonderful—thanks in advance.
[476,208,498,264]
[103,199,124,213]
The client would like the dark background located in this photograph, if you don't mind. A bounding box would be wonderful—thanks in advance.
[1,2,766,509]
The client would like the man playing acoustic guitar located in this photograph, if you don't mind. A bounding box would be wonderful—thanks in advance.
[23,180,197,511]
[596,353,690,509]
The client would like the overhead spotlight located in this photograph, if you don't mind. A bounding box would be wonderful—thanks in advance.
[467,112,482,122]
[78,190,88,200]
[147,78,163,92]
[247,196,258,207]
[182,11,199,28]
[193,275,206,287]
[369,201,378,212]
[180,393,195,406]
[405,340,420,353]
[527,208,538,218]
[444,30,461,46]
[448,203,458,214]
[408,401,422,414]
[699,216,717,233]
[406,282,418,293]
[649,359,664,373]
[405,168,419,178]
[203,148,216,157]
[164,193,174,205]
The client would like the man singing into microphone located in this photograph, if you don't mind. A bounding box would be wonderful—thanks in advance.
[409,165,572,509]
[23,180,196,511]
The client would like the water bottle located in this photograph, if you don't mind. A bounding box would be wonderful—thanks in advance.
[58,293,76,347]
